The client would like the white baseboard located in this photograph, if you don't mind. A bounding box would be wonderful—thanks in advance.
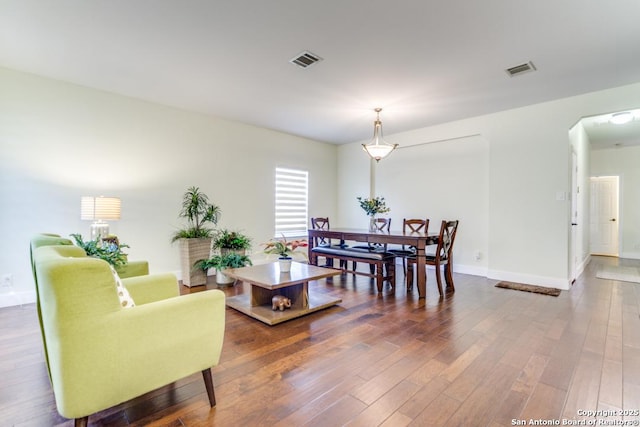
[620,252,640,260]
[0,291,36,308]
[393,258,487,278]
[487,269,571,290]
[575,255,591,279]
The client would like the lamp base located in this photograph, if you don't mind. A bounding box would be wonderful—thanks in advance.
[90,222,109,240]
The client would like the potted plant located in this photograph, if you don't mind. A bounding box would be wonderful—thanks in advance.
[195,253,252,285]
[262,235,308,273]
[70,233,129,267]
[171,186,221,287]
[212,229,252,256]
[357,196,391,231]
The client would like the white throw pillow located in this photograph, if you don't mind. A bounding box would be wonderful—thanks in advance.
[109,265,136,308]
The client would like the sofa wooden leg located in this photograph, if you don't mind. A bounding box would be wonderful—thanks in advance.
[75,417,88,427]
[202,368,216,407]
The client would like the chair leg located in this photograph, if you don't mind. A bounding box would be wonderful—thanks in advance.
[406,263,413,292]
[434,260,444,296]
[444,263,455,291]
[75,417,88,427]
[375,262,384,292]
[387,261,395,291]
[202,368,217,407]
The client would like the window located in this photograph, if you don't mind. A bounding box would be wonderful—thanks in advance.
[275,167,308,238]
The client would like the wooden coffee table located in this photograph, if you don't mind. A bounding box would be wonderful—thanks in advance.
[223,262,342,325]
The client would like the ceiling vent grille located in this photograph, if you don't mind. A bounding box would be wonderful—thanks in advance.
[290,51,323,68]
[506,61,536,77]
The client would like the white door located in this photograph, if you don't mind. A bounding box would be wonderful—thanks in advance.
[590,176,619,256]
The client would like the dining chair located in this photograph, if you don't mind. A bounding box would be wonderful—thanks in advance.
[351,217,391,274]
[388,218,429,276]
[310,217,346,268]
[406,220,459,295]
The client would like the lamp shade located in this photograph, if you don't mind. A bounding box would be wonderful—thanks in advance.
[81,196,121,221]
[362,108,398,162]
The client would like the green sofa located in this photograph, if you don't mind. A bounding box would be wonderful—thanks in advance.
[30,234,226,426]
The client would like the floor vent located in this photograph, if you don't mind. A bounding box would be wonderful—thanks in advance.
[506,61,536,77]
[290,51,323,68]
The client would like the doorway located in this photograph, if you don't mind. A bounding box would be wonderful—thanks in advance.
[590,176,619,256]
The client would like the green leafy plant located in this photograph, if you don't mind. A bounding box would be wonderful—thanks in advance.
[262,235,308,259]
[70,234,129,267]
[194,253,253,271]
[357,196,391,216]
[212,229,252,251]
[171,186,221,242]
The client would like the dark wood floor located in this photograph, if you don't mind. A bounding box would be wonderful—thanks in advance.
[2,256,640,426]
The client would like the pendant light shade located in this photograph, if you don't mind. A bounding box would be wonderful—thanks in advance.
[362,108,398,162]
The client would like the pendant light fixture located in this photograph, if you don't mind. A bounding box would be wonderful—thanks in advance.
[362,108,398,162]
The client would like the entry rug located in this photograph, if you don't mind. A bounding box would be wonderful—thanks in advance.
[495,281,561,297]
[596,265,640,284]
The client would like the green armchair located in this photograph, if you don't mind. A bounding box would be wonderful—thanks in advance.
[30,234,226,426]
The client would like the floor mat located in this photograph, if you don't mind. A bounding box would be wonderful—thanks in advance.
[495,281,561,296]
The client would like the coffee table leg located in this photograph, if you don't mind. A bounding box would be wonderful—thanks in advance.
[251,285,273,306]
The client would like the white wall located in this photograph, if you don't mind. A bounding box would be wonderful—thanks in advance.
[568,121,591,276]
[591,145,640,259]
[338,81,640,290]
[0,67,337,307]
[375,135,489,276]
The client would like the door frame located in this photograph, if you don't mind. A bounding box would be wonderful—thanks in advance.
[570,150,578,283]
[590,175,620,257]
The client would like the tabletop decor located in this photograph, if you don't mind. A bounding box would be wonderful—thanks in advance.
[357,196,391,231]
[262,235,308,272]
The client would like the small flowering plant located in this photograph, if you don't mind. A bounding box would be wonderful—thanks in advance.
[262,235,308,259]
[357,196,391,217]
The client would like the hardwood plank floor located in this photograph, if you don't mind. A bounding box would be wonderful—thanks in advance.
[2,256,640,426]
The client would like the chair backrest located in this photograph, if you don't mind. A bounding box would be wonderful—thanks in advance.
[402,218,429,234]
[310,217,331,246]
[437,220,459,261]
[373,217,391,232]
[401,218,429,250]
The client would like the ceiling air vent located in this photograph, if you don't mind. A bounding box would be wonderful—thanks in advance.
[505,61,536,77]
[289,51,323,68]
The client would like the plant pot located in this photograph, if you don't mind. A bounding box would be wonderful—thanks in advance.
[278,257,292,273]
[220,248,246,256]
[179,238,212,287]
[216,269,235,286]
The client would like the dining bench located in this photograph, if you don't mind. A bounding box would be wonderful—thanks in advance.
[310,245,395,292]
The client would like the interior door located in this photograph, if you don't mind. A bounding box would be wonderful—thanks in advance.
[590,176,619,256]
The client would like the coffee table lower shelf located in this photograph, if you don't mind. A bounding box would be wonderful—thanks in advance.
[222,262,343,325]
[225,292,341,325]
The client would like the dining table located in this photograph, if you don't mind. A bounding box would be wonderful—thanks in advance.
[307,227,439,298]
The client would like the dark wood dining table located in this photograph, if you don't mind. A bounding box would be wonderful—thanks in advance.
[307,227,439,298]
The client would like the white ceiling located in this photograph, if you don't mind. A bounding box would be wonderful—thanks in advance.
[581,109,640,150]
[2,0,640,144]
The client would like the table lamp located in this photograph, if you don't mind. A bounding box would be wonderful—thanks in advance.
[81,196,121,240]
